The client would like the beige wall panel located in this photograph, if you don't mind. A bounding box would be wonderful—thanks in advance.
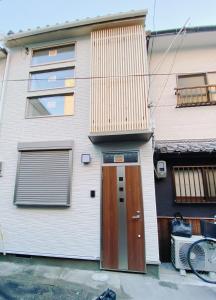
[90,25,149,133]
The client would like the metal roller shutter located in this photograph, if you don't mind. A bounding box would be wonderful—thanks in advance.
[14,150,72,206]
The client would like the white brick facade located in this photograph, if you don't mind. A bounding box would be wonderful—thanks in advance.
[0,33,159,264]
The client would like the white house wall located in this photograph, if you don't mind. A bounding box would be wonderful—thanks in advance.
[149,34,216,141]
[0,58,6,119]
[0,34,159,264]
[0,58,6,91]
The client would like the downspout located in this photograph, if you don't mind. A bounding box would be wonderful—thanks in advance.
[0,49,10,135]
[0,225,5,255]
[0,47,9,255]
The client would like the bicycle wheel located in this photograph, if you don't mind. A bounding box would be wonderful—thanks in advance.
[187,238,216,284]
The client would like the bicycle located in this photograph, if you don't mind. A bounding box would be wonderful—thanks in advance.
[187,220,216,284]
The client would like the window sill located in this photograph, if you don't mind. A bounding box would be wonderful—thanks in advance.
[25,114,74,119]
[28,86,76,93]
[30,58,76,69]
[175,199,216,204]
[176,101,216,108]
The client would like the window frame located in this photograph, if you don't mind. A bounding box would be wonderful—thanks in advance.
[172,165,216,204]
[27,42,77,119]
[25,92,75,119]
[177,73,208,88]
[175,72,216,107]
[28,66,76,92]
[30,42,76,68]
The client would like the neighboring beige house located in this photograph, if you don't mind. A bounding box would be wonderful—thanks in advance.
[149,27,216,262]
[0,10,159,274]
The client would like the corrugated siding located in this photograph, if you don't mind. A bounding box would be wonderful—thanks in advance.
[90,25,149,133]
[14,150,71,206]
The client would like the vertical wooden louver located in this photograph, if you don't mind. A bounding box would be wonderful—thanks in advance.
[90,25,149,133]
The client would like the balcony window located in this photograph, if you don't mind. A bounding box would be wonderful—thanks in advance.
[27,94,74,118]
[31,44,75,66]
[175,73,216,107]
[176,74,209,107]
[29,68,75,91]
[173,166,216,203]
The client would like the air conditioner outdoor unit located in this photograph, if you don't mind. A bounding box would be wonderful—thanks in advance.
[171,235,216,272]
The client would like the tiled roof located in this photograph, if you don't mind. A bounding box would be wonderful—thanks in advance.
[155,139,216,153]
[6,9,147,39]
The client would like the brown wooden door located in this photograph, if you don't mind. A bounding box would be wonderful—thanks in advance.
[101,165,146,272]
[101,166,118,269]
[125,166,146,272]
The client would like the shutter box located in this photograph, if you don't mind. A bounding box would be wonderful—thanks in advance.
[14,141,73,207]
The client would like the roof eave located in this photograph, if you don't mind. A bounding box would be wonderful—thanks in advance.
[5,10,147,47]
[150,25,216,37]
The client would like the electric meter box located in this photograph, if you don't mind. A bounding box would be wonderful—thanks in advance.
[156,160,167,178]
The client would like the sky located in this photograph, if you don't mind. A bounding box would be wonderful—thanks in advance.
[0,0,216,37]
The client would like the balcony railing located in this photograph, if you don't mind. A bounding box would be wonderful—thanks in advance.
[175,84,216,107]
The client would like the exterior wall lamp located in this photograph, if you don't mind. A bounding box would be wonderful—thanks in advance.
[81,154,91,164]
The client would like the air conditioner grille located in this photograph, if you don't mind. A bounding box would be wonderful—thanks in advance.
[179,243,205,269]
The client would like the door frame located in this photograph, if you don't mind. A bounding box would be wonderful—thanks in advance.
[100,150,146,273]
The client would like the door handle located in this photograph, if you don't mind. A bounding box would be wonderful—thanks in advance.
[132,214,140,220]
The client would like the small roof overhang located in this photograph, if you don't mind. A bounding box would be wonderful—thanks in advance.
[5,10,147,47]
[155,139,216,154]
[89,129,153,144]
[149,27,216,52]
[0,47,7,59]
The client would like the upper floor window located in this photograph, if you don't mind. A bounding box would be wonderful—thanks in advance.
[31,44,75,66]
[27,94,74,118]
[27,43,76,119]
[29,67,75,91]
[176,72,216,107]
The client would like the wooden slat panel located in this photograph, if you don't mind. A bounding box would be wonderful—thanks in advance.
[101,166,118,269]
[173,165,216,203]
[157,217,214,262]
[125,166,146,272]
[90,25,149,133]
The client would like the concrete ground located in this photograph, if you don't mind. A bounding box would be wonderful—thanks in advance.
[0,260,215,300]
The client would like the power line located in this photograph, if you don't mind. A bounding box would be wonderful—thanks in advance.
[146,17,190,117]
[0,70,212,82]
[151,18,190,76]
[146,0,157,114]
[148,0,157,70]
[151,103,178,108]
[152,27,187,113]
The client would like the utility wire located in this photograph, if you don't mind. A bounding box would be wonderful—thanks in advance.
[152,27,187,113]
[151,18,190,76]
[146,17,190,114]
[148,0,157,71]
[0,70,211,82]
